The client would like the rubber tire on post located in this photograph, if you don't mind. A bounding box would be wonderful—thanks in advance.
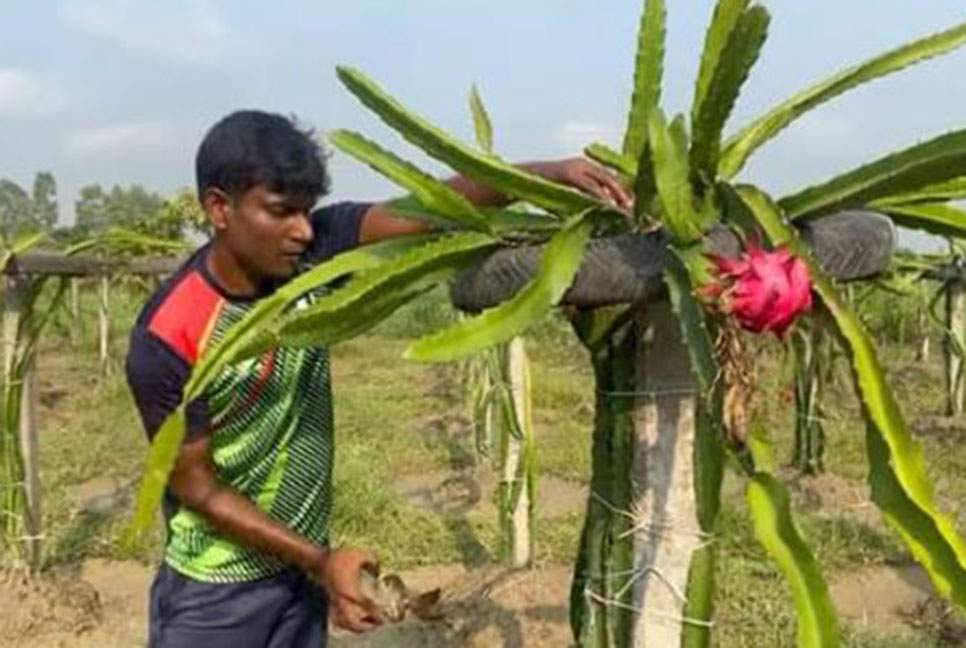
[449,210,895,312]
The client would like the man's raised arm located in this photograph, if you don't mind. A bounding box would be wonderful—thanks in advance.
[359,157,632,244]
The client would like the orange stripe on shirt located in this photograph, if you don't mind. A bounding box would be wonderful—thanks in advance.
[148,270,225,366]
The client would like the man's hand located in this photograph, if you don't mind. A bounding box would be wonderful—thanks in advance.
[318,547,382,634]
[524,158,633,210]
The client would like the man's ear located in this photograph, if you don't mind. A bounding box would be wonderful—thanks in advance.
[203,188,231,233]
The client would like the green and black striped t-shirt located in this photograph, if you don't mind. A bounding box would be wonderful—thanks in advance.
[126,202,367,583]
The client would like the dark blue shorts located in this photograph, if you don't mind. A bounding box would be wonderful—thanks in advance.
[148,564,328,648]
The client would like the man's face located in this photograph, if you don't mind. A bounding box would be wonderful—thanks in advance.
[210,184,315,282]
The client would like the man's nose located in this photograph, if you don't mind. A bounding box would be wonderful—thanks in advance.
[290,212,314,245]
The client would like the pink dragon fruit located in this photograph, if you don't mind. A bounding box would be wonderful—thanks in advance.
[704,242,813,336]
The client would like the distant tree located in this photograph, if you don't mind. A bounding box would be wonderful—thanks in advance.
[74,183,165,235]
[0,178,40,240]
[31,172,58,230]
[134,188,209,241]
[74,184,110,233]
[111,184,165,225]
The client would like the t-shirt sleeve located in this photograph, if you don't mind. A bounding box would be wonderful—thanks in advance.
[126,327,210,442]
[305,201,370,264]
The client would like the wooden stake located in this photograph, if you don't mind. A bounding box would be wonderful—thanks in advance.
[945,279,965,416]
[70,278,81,348]
[99,275,110,374]
[505,337,533,568]
[19,349,41,571]
[2,276,19,378]
[916,301,930,363]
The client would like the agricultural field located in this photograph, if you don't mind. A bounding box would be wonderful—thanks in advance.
[1,280,964,647]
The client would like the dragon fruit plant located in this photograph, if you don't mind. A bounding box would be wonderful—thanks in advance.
[129,1,966,645]
[932,241,966,416]
[892,237,966,416]
[0,231,64,573]
[789,316,834,475]
[461,88,538,568]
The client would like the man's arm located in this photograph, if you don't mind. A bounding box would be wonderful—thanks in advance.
[169,434,379,633]
[359,157,631,244]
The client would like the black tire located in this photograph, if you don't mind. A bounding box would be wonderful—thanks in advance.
[450,210,895,311]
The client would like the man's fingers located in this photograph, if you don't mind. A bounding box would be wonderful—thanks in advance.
[567,169,608,201]
[596,173,633,209]
[336,598,382,633]
[570,161,632,209]
[344,615,378,634]
[348,612,379,633]
[335,612,373,634]
[582,168,631,209]
[577,174,610,202]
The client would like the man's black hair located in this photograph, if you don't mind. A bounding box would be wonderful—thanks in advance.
[195,110,330,205]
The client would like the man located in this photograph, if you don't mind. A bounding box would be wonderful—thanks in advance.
[126,109,629,647]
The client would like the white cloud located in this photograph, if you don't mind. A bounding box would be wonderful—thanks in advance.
[58,0,230,64]
[63,121,177,160]
[556,120,619,152]
[0,69,64,118]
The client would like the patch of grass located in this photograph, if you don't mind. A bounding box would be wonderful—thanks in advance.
[332,337,461,474]
[527,330,593,483]
[329,467,497,569]
[534,511,583,565]
[844,631,940,648]
[34,336,164,566]
[799,514,905,571]
[533,416,591,484]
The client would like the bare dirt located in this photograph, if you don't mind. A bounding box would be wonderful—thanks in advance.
[827,560,966,643]
[787,472,879,526]
[0,561,573,648]
[69,476,137,516]
[2,540,958,647]
[914,414,966,439]
[0,560,127,648]
[823,561,966,644]
[394,469,586,520]
[830,563,933,635]
[0,571,98,647]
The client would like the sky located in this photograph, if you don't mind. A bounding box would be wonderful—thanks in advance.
[1,1,965,250]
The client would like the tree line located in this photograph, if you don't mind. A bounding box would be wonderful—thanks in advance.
[0,172,207,246]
